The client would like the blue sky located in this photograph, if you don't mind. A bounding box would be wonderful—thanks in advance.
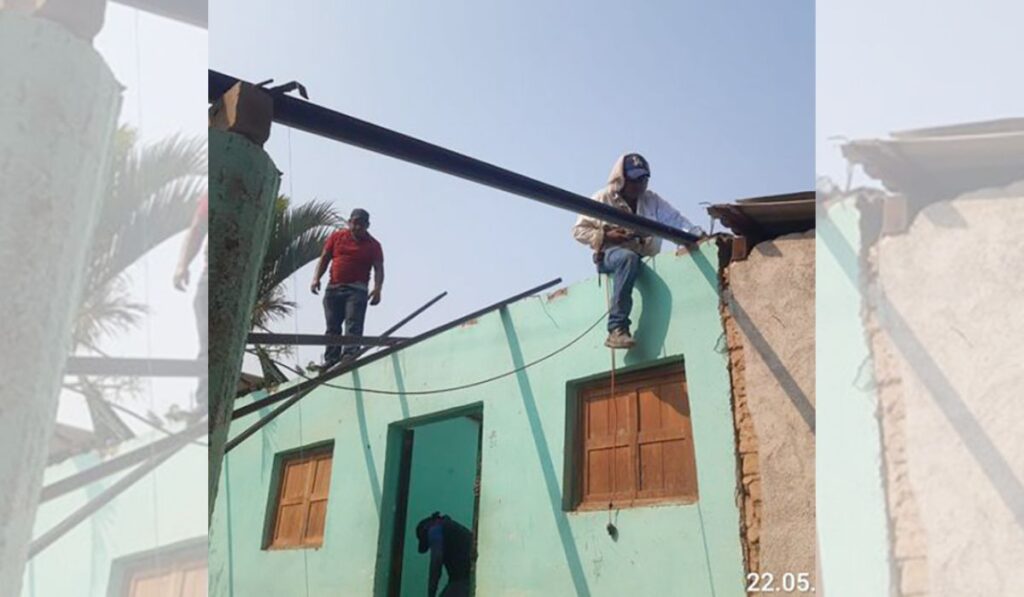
[817,0,1024,186]
[211,0,815,366]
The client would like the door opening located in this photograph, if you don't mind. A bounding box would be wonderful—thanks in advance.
[386,408,483,597]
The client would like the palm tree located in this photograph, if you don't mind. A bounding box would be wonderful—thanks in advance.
[73,127,207,352]
[64,126,205,443]
[247,196,342,382]
[251,195,343,331]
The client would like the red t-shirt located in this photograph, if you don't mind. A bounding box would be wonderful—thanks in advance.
[324,229,383,286]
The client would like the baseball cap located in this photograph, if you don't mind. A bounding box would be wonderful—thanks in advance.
[349,208,370,223]
[416,512,442,553]
[623,153,650,180]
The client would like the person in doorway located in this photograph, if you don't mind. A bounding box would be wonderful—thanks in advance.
[172,193,208,412]
[572,153,705,349]
[310,208,384,368]
[416,512,474,597]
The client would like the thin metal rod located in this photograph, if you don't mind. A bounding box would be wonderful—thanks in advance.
[38,421,206,504]
[208,70,699,245]
[247,333,410,347]
[233,278,557,419]
[376,291,449,339]
[226,290,450,453]
[29,447,180,559]
[64,356,203,378]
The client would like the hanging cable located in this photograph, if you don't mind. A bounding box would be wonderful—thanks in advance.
[267,306,608,397]
[286,126,312,597]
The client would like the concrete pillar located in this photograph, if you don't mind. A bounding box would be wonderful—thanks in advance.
[0,12,122,592]
[207,127,280,522]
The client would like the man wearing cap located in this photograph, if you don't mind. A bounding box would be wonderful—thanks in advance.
[310,208,384,367]
[572,153,705,349]
[415,512,474,597]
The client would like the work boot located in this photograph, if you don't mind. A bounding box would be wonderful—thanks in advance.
[604,328,636,349]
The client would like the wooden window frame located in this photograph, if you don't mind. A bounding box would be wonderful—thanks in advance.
[567,361,699,511]
[263,441,334,550]
[107,538,206,597]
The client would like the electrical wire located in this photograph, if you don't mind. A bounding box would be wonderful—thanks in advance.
[268,307,609,397]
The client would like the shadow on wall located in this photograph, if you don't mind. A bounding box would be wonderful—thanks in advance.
[624,263,673,367]
[391,354,411,420]
[727,298,816,434]
[353,370,383,514]
[500,308,592,597]
[818,215,1024,528]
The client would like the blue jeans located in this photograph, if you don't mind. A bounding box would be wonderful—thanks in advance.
[195,271,208,408]
[598,246,641,333]
[323,285,369,364]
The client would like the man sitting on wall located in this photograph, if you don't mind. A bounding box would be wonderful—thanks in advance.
[416,512,473,597]
[310,208,384,368]
[572,153,705,349]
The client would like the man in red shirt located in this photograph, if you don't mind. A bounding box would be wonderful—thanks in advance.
[173,193,208,411]
[310,208,385,367]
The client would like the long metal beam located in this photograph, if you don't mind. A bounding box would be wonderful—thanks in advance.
[64,356,202,378]
[38,421,206,504]
[111,0,206,29]
[208,70,699,246]
[247,333,409,347]
[29,447,179,559]
[225,290,451,453]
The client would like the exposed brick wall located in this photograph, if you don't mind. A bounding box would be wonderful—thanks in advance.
[861,198,930,596]
[867,316,929,596]
[718,251,763,580]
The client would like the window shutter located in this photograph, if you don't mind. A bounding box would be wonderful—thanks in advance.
[637,380,697,500]
[269,446,334,549]
[305,453,333,543]
[582,387,638,504]
[127,557,206,597]
[273,458,313,547]
[576,363,697,509]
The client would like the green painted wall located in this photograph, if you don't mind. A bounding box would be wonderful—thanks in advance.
[400,417,480,596]
[816,199,892,595]
[207,126,282,522]
[22,438,207,596]
[212,245,747,597]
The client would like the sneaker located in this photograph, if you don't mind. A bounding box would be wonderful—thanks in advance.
[604,328,636,349]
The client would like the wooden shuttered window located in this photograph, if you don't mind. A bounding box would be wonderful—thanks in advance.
[268,446,333,549]
[126,557,206,597]
[578,363,698,509]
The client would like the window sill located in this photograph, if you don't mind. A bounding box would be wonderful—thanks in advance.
[571,496,699,513]
[263,543,324,551]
